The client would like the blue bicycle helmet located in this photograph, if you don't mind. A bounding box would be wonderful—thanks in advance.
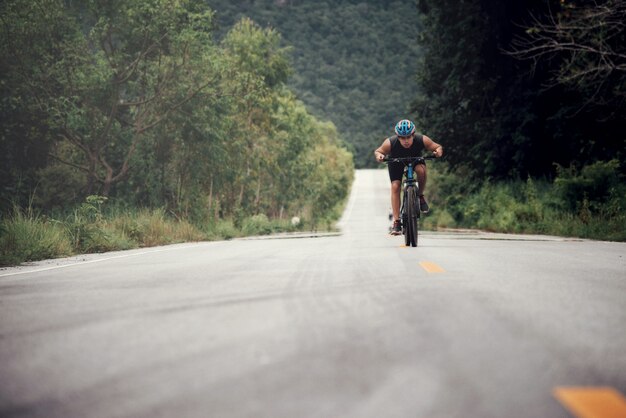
[395,119,416,137]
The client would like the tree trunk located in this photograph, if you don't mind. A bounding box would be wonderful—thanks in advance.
[255,175,262,212]
[208,176,213,214]
[85,152,99,195]
[102,166,114,197]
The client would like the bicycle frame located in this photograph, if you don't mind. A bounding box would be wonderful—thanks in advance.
[400,161,422,230]
[404,163,418,189]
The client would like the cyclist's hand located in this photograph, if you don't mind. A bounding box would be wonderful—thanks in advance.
[376,153,386,163]
[432,146,443,158]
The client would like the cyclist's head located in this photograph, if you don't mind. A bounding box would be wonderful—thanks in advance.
[395,119,415,137]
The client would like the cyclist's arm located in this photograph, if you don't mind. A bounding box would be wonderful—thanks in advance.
[374,138,392,163]
[423,135,443,157]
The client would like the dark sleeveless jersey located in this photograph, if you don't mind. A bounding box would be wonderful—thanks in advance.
[389,134,425,158]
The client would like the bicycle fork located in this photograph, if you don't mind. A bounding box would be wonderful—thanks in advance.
[401,165,421,230]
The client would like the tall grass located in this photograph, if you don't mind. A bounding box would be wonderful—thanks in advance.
[0,207,72,266]
[109,208,205,247]
[0,199,314,266]
[423,160,626,241]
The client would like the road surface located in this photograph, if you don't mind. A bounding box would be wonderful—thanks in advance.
[1,169,625,418]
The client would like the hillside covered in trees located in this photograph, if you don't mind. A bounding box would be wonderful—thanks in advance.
[209,0,422,167]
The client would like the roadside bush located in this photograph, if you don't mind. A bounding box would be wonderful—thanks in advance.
[423,208,455,230]
[213,219,239,240]
[241,214,273,236]
[555,159,624,212]
[423,160,625,240]
[0,208,72,266]
[91,227,135,252]
[65,195,110,252]
[423,164,478,226]
[110,208,205,247]
[171,219,206,242]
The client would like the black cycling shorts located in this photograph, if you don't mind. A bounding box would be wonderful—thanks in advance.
[388,160,425,183]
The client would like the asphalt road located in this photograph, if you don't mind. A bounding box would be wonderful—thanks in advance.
[1,169,625,418]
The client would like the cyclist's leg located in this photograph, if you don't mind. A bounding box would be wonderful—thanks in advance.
[391,180,401,221]
[414,162,430,213]
[414,163,427,195]
[388,162,404,221]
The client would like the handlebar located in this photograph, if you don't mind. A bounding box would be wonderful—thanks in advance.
[383,155,438,164]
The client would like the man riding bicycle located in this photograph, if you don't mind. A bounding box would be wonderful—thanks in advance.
[374,119,444,235]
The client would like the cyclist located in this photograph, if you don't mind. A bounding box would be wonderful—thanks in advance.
[374,119,443,235]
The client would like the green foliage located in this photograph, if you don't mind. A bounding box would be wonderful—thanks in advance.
[423,160,626,241]
[241,214,273,236]
[110,208,205,247]
[0,0,75,212]
[222,17,291,88]
[212,220,239,240]
[305,122,355,228]
[32,157,85,210]
[0,207,72,266]
[1,0,216,201]
[65,195,123,253]
[554,160,624,212]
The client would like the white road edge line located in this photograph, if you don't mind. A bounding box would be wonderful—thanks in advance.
[0,244,206,278]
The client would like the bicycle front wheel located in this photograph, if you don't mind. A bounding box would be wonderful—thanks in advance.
[405,186,419,247]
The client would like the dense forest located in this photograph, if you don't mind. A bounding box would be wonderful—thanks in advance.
[208,0,422,167]
[0,0,353,222]
[413,0,625,180]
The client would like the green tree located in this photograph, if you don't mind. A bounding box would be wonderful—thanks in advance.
[1,0,220,200]
[220,18,292,216]
[0,0,78,209]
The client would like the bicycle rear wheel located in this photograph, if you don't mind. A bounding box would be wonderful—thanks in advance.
[405,186,418,247]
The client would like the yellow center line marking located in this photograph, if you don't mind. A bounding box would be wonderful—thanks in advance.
[554,387,626,418]
[419,261,445,273]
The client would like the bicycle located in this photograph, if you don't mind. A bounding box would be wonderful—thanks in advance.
[384,156,436,247]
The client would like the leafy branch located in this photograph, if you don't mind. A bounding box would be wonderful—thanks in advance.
[506,0,626,93]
